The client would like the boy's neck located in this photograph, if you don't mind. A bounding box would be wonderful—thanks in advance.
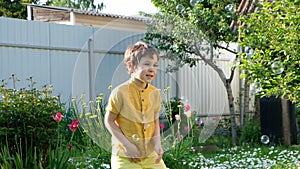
[132,77,148,89]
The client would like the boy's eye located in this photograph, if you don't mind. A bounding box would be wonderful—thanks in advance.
[154,64,158,67]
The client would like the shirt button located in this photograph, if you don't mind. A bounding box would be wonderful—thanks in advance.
[141,99,144,102]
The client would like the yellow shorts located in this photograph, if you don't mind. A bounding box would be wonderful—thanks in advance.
[111,153,167,169]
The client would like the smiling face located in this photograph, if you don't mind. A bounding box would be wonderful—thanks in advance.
[124,41,160,85]
[132,55,158,83]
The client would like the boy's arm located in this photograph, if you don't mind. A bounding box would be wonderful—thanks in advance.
[104,111,141,162]
[153,117,164,163]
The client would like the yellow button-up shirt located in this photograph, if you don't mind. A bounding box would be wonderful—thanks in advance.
[106,78,161,157]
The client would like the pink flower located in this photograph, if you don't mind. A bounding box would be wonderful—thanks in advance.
[159,123,165,129]
[68,144,73,151]
[184,126,190,132]
[184,110,192,118]
[175,114,181,121]
[68,119,79,131]
[184,104,190,111]
[51,112,64,122]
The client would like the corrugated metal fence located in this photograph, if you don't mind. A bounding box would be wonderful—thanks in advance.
[0,17,240,116]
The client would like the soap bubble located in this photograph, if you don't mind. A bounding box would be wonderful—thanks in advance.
[195,117,204,126]
[261,135,270,144]
[271,61,284,74]
[132,134,140,142]
[250,81,262,94]
[143,123,151,128]
[245,47,254,58]
[190,0,202,7]
[176,4,185,14]
[225,4,235,13]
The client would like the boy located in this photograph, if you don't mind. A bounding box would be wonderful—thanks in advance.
[105,41,167,169]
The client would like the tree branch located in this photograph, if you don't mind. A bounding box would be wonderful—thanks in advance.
[213,44,238,55]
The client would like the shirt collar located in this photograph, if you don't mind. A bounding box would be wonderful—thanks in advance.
[130,77,149,91]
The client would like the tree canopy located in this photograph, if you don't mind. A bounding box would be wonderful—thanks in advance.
[48,0,104,12]
[145,0,242,71]
[239,0,300,103]
[0,0,31,19]
[0,0,104,19]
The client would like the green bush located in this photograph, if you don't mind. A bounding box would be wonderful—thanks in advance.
[0,76,65,167]
[239,119,261,145]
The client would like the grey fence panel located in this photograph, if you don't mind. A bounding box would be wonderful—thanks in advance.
[49,24,93,49]
[50,50,79,101]
[0,45,51,88]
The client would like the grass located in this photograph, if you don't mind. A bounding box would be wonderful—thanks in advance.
[164,144,300,169]
[211,146,300,168]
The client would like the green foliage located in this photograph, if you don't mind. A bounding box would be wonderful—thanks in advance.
[0,76,66,167]
[48,0,104,12]
[0,0,104,19]
[150,0,241,43]
[207,116,232,148]
[0,145,43,169]
[163,96,184,125]
[239,119,261,145]
[144,0,242,71]
[163,138,197,169]
[46,146,72,169]
[0,0,31,19]
[239,0,300,102]
[72,93,112,152]
[0,76,95,168]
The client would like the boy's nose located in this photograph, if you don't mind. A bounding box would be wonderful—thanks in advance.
[148,66,156,72]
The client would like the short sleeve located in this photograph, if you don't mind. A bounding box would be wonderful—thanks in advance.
[106,88,123,115]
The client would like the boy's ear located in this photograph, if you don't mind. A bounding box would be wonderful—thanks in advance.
[126,61,134,74]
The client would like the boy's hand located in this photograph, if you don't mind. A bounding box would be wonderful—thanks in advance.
[155,145,164,163]
[124,142,141,163]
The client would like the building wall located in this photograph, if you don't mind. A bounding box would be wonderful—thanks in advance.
[0,17,242,116]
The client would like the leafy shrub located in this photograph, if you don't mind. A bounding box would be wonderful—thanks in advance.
[0,76,65,167]
[163,138,196,169]
[72,94,112,152]
[239,119,261,145]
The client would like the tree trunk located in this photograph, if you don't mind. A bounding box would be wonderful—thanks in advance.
[241,78,250,127]
[196,43,238,145]
[282,98,291,145]
[225,81,238,145]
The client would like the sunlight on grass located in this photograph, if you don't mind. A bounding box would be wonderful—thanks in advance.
[173,145,300,169]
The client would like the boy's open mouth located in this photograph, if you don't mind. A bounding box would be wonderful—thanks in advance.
[146,74,154,78]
